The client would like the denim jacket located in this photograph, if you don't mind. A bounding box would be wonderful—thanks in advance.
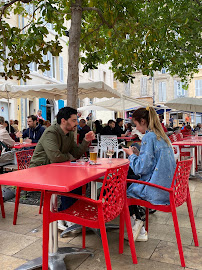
[127,131,176,205]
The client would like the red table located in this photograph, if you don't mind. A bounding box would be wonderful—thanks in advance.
[12,142,37,149]
[172,137,202,176]
[0,164,107,270]
[117,136,136,141]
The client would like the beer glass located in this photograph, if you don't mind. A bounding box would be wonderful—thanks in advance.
[89,146,98,164]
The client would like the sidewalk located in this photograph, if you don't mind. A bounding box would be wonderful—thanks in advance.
[0,175,202,270]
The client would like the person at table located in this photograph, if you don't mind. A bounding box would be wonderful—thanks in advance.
[123,107,176,242]
[0,116,15,164]
[29,107,95,231]
[101,119,115,135]
[16,115,45,143]
[94,120,103,135]
[78,119,91,144]
[36,109,45,121]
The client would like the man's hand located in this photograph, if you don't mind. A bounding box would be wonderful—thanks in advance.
[16,131,22,138]
[84,131,95,142]
[122,146,133,156]
[24,138,32,143]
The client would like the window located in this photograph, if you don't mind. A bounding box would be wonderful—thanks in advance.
[88,69,94,80]
[174,81,187,98]
[59,56,64,82]
[161,68,166,74]
[140,77,147,96]
[43,54,48,76]
[159,82,166,102]
[124,80,131,96]
[195,80,202,96]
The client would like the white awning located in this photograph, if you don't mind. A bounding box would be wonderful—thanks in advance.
[0,81,121,100]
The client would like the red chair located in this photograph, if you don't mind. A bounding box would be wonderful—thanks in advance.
[125,158,198,267]
[13,149,44,225]
[0,185,5,218]
[42,164,137,270]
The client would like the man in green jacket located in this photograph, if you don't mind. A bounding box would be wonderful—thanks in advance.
[30,106,95,230]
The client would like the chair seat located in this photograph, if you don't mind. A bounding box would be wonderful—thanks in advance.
[61,200,99,222]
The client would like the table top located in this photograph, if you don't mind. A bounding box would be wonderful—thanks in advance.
[51,158,129,169]
[12,143,37,149]
[0,165,106,192]
[172,138,202,146]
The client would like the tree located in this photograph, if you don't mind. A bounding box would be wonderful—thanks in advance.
[0,0,201,108]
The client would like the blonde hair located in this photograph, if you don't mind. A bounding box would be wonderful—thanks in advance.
[132,107,171,146]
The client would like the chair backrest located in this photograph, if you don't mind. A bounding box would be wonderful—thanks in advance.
[100,135,119,158]
[176,133,183,141]
[99,163,129,222]
[169,134,177,143]
[172,145,180,162]
[171,158,193,207]
[16,149,34,170]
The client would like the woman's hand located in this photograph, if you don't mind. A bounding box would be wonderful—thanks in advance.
[122,146,133,156]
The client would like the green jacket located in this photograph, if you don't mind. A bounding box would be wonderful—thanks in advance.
[30,123,89,167]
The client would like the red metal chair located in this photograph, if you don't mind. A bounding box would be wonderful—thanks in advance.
[42,164,137,270]
[0,185,5,218]
[13,149,44,225]
[125,158,198,267]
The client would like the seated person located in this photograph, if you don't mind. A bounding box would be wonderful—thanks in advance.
[0,116,15,164]
[123,107,176,242]
[114,118,126,137]
[78,119,91,144]
[101,120,115,135]
[29,107,95,231]
[16,115,45,143]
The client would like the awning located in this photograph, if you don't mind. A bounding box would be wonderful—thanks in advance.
[0,81,121,100]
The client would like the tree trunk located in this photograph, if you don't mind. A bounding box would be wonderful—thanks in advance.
[67,0,82,109]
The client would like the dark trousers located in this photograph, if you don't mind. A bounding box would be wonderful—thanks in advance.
[127,167,142,220]
[58,187,82,211]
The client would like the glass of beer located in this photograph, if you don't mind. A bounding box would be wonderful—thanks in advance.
[89,146,98,164]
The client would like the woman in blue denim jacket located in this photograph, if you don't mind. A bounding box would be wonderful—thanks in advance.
[123,107,176,241]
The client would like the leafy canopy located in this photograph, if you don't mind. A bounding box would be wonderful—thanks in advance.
[0,0,201,84]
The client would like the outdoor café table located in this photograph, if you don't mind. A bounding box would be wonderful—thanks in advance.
[12,142,37,150]
[51,158,130,237]
[172,137,202,176]
[0,164,107,270]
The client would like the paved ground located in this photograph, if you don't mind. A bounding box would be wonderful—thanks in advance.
[0,174,202,270]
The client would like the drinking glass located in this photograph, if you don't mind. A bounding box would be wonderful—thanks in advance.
[106,146,114,163]
[89,146,98,164]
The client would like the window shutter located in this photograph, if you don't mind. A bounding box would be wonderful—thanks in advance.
[141,77,147,96]
[39,98,46,120]
[47,51,52,78]
[174,80,178,98]
[159,82,162,102]
[59,56,64,82]
[162,82,166,101]
[58,100,64,110]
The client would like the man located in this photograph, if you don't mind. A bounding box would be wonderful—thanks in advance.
[169,116,174,128]
[29,107,95,230]
[0,116,15,164]
[78,119,91,144]
[36,109,45,121]
[101,120,115,135]
[16,115,45,143]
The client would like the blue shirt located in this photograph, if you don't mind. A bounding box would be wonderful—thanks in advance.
[127,131,176,205]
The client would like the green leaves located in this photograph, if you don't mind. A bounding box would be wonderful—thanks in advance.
[0,0,201,85]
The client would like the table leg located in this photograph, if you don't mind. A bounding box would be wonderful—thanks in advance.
[190,147,195,176]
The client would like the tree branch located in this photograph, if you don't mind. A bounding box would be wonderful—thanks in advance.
[81,23,103,41]
[82,7,113,28]
[0,0,32,20]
